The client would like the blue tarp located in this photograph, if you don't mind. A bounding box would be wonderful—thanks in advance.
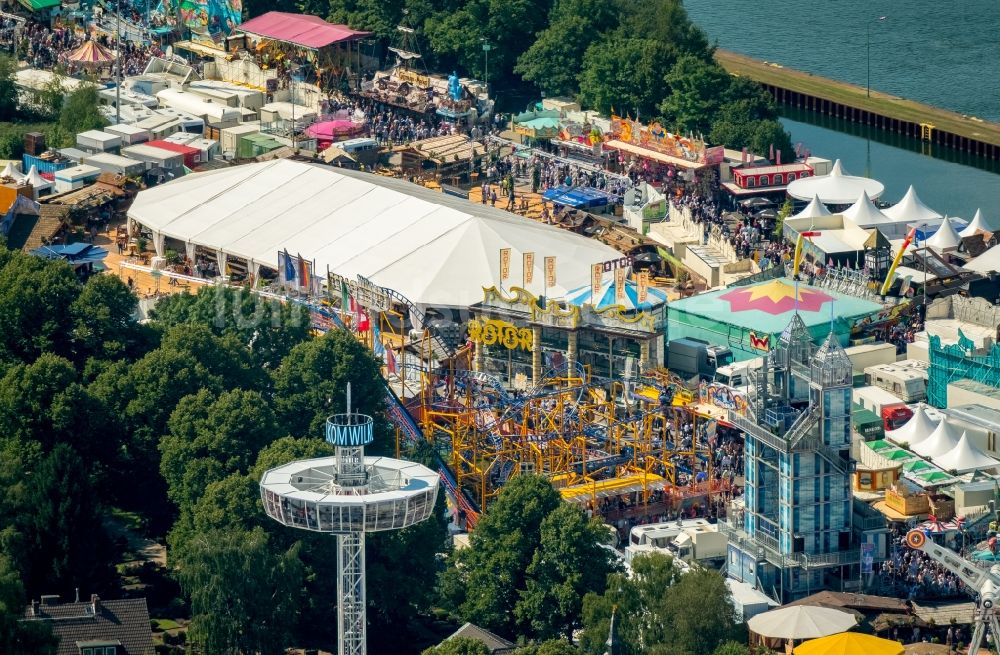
[542,185,614,209]
[32,243,109,266]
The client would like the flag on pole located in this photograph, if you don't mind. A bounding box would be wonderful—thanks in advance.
[523,252,534,286]
[341,279,350,311]
[283,249,296,284]
[297,253,308,287]
[769,143,775,161]
[358,309,370,332]
[372,321,385,355]
[386,347,397,374]
[776,148,782,165]
[500,248,511,282]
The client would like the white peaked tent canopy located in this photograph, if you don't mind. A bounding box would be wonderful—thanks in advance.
[0,162,24,181]
[912,420,962,458]
[791,194,832,220]
[882,185,942,223]
[25,165,50,190]
[933,433,1000,474]
[127,159,624,308]
[886,403,939,447]
[965,244,1000,274]
[926,216,962,251]
[786,159,885,205]
[842,191,893,227]
[960,209,999,237]
[747,605,857,640]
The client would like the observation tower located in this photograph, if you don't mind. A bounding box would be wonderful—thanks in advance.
[260,387,440,655]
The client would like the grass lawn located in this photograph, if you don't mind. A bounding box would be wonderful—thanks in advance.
[151,618,182,631]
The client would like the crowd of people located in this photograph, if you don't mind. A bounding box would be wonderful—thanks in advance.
[879,527,966,599]
[1,17,160,78]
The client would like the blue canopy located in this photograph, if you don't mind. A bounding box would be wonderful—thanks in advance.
[565,278,667,311]
[543,185,614,209]
[32,243,109,266]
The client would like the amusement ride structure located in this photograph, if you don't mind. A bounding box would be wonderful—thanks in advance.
[259,386,440,655]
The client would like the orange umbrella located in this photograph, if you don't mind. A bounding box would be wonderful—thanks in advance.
[794,632,904,655]
[67,40,114,67]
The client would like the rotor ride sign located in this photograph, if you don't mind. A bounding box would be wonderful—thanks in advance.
[500,248,511,282]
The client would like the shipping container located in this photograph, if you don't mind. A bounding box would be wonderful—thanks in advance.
[238,133,283,159]
[76,130,123,154]
[121,144,185,171]
[22,153,70,175]
[220,123,260,157]
[105,123,151,145]
[82,152,146,177]
[57,148,90,164]
[155,88,242,124]
[53,164,101,194]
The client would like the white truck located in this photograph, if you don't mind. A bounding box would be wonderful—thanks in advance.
[668,525,728,565]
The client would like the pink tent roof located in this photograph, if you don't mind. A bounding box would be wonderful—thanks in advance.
[238,12,370,49]
[304,120,365,139]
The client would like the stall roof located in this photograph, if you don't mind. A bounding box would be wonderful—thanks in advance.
[128,159,623,308]
[786,159,885,205]
[238,11,371,49]
[605,139,707,170]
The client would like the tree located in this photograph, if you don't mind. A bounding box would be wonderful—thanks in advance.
[58,86,106,140]
[271,329,390,451]
[160,389,279,512]
[250,435,336,481]
[15,444,117,600]
[422,637,490,655]
[514,0,617,96]
[179,528,306,655]
[712,642,751,655]
[617,0,712,63]
[659,55,731,134]
[0,55,18,120]
[440,475,561,637]
[0,553,57,655]
[661,569,740,655]
[516,640,581,655]
[151,286,311,370]
[515,503,616,639]
[579,554,737,655]
[69,274,143,366]
[0,252,81,366]
[0,354,116,475]
[577,37,674,118]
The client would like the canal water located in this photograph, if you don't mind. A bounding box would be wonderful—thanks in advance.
[684,0,1000,218]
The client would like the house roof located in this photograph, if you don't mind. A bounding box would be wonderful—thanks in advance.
[238,11,370,50]
[787,591,909,613]
[22,597,153,655]
[447,622,515,654]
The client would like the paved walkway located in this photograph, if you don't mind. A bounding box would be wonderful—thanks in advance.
[96,221,210,297]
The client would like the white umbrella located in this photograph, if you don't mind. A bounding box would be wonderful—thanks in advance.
[748,605,857,640]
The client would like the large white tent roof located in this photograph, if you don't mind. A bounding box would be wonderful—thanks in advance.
[965,243,1000,274]
[926,216,962,251]
[912,420,962,458]
[886,403,939,448]
[786,159,885,205]
[128,159,624,308]
[842,191,893,227]
[959,209,999,237]
[933,433,1000,474]
[882,185,941,223]
[790,194,831,220]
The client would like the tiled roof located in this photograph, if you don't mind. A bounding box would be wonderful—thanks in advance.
[447,622,516,654]
[22,597,154,655]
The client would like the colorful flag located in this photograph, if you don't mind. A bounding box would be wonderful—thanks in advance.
[373,321,385,355]
[341,279,350,311]
[297,253,308,288]
[523,252,534,286]
[591,263,602,300]
[357,309,370,332]
[386,347,397,374]
[500,248,511,282]
[544,256,556,288]
[283,249,296,283]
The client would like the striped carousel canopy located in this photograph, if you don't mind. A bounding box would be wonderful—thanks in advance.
[67,40,114,66]
[565,278,667,311]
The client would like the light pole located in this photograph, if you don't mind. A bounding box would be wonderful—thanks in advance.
[866,16,887,98]
[481,39,491,96]
[115,0,122,124]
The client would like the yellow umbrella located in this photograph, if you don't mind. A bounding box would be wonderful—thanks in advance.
[794,632,904,655]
